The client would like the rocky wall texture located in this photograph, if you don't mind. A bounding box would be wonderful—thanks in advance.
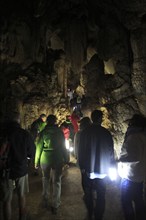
[1,0,146,153]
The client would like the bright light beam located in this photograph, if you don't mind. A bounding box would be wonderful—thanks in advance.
[108,167,117,181]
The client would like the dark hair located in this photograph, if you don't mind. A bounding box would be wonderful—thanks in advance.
[60,121,69,128]
[40,114,46,118]
[91,110,103,123]
[47,114,56,125]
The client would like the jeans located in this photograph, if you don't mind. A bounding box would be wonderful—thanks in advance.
[121,178,146,220]
[2,175,29,220]
[41,164,62,208]
[82,172,106,220]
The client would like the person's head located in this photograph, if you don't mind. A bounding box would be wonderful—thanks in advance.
[66,115,71,123]
[91,110,103,124]
[40,114,47,122]
[128,114,146,128]
[47,114,56,126]
[79,117,91,130]
[61,121,68,129]
[9,112,21,124]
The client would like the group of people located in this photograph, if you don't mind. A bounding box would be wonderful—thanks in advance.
[0,110,146,220]
[75,111,146,220]
[67,88,84,118]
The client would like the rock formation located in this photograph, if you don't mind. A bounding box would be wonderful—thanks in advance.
[1,0,146,154]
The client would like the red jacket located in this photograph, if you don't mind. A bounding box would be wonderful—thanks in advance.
[70,113,80,133]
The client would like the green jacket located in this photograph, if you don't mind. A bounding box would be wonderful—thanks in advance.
[35,124,68,167]
[31,118,47,141]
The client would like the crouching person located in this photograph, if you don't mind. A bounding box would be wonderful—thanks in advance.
[35,114,68,214]
[1,113,35,220]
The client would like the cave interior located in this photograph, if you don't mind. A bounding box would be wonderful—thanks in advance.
[1,0,146,154]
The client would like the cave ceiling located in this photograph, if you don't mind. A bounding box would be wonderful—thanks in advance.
[0,0,146,151]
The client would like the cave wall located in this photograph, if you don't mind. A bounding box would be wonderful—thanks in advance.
[1,0,146,154]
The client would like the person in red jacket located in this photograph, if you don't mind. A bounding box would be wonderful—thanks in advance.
[60,121,70,140]
[70,110,80,133]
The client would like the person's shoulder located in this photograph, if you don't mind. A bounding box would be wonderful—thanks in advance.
[87,124,100,131]
[100,125,110,132]
[75,130,82,137]
[81,124,92,134]
[100,126,112,135]
[46,125,60,133]
[91,124,112,136]
[31,119,39,126]
[19,127,31,136]
[56,126,64,134]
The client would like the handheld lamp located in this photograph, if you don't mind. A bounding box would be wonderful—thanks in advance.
[108,167,117,181]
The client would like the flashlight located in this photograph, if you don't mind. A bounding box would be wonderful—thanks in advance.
[108,167,117,181]
[65,139,70,150]
[69,146,74,152]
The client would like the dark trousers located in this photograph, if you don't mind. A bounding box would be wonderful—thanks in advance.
[82,172,106,220]
[121,178,146,220]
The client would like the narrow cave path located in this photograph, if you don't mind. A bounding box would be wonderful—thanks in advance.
[1,160,124,220]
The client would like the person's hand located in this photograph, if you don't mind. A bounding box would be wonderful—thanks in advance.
[35,164,39,169]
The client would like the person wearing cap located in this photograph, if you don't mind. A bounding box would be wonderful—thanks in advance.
[118,114,146,220]
[78,110,115,220]
[35,114,68,214]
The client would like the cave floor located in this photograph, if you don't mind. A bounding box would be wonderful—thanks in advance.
[1,159,124,220]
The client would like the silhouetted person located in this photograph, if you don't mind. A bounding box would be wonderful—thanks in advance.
[78,110,115,220]
[74,117,91,192]
[118,114,146,220]
[1,113,35,220]
[74,117,91,162]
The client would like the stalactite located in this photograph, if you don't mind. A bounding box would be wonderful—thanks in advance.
[65,18,87,76]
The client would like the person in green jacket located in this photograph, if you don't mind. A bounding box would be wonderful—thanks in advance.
[30,114,47,142]
[30,114,47,175]
[35,114,68,214]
